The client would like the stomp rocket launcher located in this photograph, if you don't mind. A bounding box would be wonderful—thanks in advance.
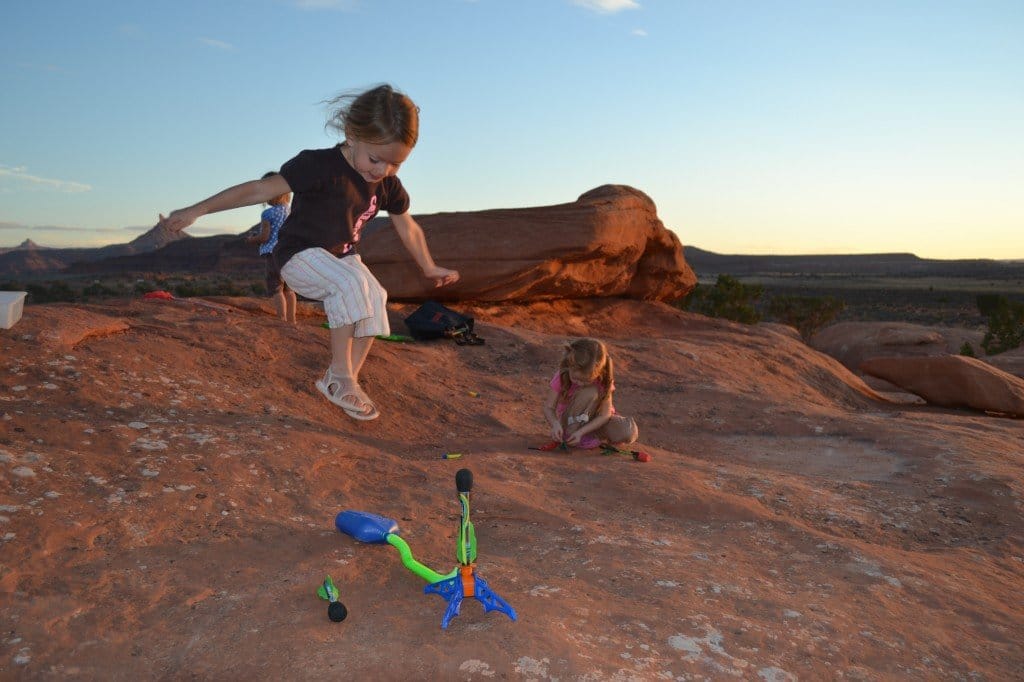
[334,468,517,629]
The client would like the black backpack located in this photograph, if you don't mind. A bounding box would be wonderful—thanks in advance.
[403,301,484,345]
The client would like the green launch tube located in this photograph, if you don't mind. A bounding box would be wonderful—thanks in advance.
[386,533,457,584]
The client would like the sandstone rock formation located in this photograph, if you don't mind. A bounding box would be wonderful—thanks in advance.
[758,322,802,341]
[811,322,986,372]
[35,306,130,348]
[41,186,696,304]
[810,321,991,393]
[360,185,696,302]
[860,355,1024,417]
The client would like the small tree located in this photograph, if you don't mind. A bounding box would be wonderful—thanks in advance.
[959,341,976,357]
[976,294,1024,355]
[26,281,77,303]
[82,281,120,300]
[133,279,158,295]
[766,295,845,339]
[682,274,763,324]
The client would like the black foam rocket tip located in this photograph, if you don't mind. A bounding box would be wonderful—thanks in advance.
[455,468,473,494]
[328,601,348,622]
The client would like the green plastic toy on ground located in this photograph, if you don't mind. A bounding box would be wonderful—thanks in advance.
[334,468,516,629]
[316,575,348,622]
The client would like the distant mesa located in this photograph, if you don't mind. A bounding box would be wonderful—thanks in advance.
[0,239,43,256]
[683,246,1017,278]
[0,223,191,277]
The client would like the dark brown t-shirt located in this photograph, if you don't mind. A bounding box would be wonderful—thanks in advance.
[275,144,410,267]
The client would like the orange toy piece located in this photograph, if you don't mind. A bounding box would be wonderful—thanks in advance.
[459,564,476,597]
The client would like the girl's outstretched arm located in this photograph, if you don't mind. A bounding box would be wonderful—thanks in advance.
[248,219,274,245]
[390,212,460,287]
[158,174,292,234]
[542,387,564,442]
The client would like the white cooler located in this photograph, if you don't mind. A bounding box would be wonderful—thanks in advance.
[0,291,28,329]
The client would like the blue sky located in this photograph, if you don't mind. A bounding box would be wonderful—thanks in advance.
[2,0,1022,259]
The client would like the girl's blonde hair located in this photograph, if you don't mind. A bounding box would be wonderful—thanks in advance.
[557,338,614,410]
[325,84,420,147]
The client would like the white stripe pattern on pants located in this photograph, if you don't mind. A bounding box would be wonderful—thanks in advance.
[280,248,390,337]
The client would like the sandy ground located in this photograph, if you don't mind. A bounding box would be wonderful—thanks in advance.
[1,296,1022,680]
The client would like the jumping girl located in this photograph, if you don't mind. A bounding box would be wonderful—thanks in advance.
[158,84,458,421]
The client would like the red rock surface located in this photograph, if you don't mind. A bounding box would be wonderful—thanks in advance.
[1,298,1022,679]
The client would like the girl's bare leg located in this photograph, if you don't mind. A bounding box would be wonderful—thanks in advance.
[599,416,639,444]
[351,334,374,378]
[563,385,599,441]
[328,326,375,408]
[273,290,288,321]
[284,289,297,324]
[329,325,356,379]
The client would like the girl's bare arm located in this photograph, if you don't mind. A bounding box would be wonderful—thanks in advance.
[256,220,272,244]
[158,174,292,233]
[566,401,612,444]
[543,388,563,441]
[390,212,459,287]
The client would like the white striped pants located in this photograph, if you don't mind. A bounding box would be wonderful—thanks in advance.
[280,248,390,337]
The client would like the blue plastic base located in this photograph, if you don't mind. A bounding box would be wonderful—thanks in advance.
[424,573,517,629]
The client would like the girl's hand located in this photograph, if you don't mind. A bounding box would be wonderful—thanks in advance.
[423,265,460,288]
[550,423,564,442]
[157,207,202,233]
[565,431,583,446]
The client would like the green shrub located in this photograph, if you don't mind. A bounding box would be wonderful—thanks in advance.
[214,278,254,297]
[133,280,158,295]
[959,341,976,357]
[173,281,203,297]
[976,294,1024,355]
[682,274,763,324]
[766,295,845,339]
[82,281,120,300]
[25,281,78,303]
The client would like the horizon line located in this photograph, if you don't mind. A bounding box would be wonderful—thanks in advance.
[3,236,1023,264]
